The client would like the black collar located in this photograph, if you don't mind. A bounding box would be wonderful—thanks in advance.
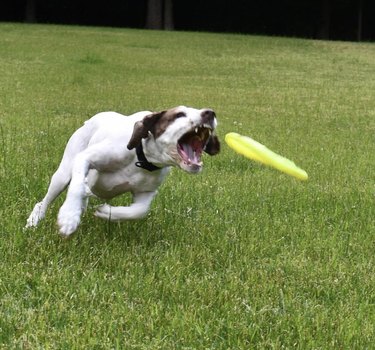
[135,143,162,172]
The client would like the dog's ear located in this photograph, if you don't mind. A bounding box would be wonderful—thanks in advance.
[204,134,220,156]
[127,111,165,150]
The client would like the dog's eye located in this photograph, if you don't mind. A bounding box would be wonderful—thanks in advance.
[175,112,186,119]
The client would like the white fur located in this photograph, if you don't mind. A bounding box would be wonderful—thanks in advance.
[25,106,218,237]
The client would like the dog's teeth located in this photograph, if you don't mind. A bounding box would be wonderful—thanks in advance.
[195,127,198,133]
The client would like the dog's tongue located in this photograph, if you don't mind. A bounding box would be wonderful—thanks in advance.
[179,137,203,165]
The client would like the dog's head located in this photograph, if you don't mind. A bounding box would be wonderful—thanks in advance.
[127,106,220,173]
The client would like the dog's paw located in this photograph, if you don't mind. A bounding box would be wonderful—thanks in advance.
[58,205,81,237]
[25,202,45,228]
[58,213,80,237]
[94,204,111,220]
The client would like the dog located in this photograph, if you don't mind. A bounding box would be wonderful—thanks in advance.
[25,106,220,236]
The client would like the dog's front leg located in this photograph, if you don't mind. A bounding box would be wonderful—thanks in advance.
[57,152,91,237]
[94,191,157,221]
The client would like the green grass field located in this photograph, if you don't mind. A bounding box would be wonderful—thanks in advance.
[0,23,374,349]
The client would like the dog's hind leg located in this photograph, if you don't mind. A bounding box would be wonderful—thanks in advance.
[26,124,93,229]
[25,162,73,228]
[94,191,157,221]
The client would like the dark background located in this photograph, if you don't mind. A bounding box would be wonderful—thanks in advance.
[1,0,374,42]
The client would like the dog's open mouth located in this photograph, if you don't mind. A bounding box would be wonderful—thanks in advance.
[177,126,211,172]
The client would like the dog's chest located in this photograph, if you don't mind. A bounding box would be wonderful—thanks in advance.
[87,166,169,199]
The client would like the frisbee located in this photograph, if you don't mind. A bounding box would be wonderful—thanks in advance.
[225,132,308,181]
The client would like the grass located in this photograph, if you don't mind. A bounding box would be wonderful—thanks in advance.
[0,23,374,349]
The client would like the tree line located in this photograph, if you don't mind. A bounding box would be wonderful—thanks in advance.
[1,0,374,41]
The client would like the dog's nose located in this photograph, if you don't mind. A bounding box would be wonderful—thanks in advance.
[201,109,216,126]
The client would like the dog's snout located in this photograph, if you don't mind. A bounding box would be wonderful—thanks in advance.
[201,109,216,126]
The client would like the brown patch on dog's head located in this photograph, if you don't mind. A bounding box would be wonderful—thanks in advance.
[127,111,166,150]
[127,108,189,149]
[152,108,188,138]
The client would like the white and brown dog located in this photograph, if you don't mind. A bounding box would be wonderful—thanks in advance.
[26,106,220,236]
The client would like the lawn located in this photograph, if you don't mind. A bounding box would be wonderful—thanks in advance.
[0,23,374,349]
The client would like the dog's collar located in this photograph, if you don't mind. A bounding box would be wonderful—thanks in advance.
[135,143,162,172]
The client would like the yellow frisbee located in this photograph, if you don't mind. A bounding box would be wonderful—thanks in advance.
[225,132,308,181]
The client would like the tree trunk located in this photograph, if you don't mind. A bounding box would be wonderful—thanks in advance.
[25,0,37,23]
[164,0,174,30]
[317,0,331,39]
[146,0,163,30]
[146,0,174,30]
[357,0,363,41]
